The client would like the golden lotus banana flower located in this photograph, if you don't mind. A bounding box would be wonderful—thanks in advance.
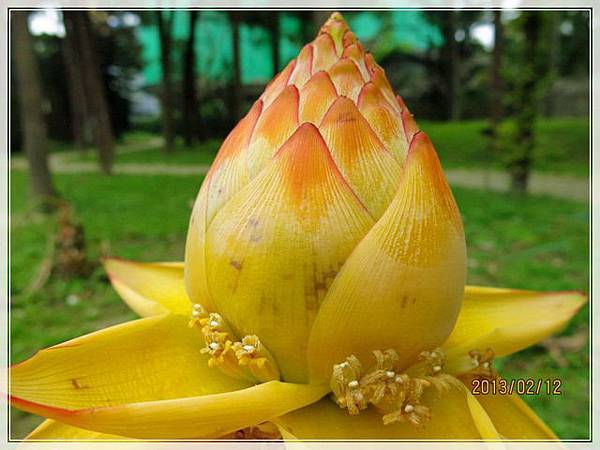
[10,13,586,441]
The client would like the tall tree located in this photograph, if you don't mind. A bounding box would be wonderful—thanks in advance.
[543,12,560,116]
[62,14,89,151]
[12,11,57,205]
[228,11,243,124]
[443,11,460,121]
[509,12,544,193]
[489,10,504,151]
[64,12,115,174]
[183,10,199,146]
[157,11,176,151]
[268,12,281,74]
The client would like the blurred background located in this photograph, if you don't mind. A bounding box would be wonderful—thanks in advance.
[10,9,589,439]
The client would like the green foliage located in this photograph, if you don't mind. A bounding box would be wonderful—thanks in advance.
[421,117,589,176]
[10,165,588,438]
[66,136,222,165]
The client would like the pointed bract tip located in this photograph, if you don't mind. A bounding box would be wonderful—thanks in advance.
[407,131,429,155]
[325,12,346,26]
[318,12,351,48]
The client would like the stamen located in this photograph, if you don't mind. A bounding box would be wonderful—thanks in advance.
[417,347,446,376]
[330,355,367,415]
[330,349,449,426]
[188,307,280,382]
[467,348,498,380]
[188,303,209,328]
[232,335,280,382]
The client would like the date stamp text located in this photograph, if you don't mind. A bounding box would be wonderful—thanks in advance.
[471,378,562,396]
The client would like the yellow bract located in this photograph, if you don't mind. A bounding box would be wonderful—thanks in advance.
[10,12,587,442]
[307,133,466,381]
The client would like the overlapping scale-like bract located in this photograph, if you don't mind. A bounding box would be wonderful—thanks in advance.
[185,13,466,382]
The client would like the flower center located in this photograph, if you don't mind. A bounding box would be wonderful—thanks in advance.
[189,304,280,382]
[330,348,458,426]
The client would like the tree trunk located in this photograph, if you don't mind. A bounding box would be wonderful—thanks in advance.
[157,11,176,152]
[488,9,505,169]
[490,11,504,130]
[183,10,199,147]
[12,11,57,205]
[64,12,115,174]
[510,12,542,194]
[228,12,243,124]
[543,12,560,116]
[62,14,90,152]
[443,11,460,121]
[269,12,281,74]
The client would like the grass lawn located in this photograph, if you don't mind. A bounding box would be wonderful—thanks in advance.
[62,134,222,166]
[56,117,589,177]
[9,169,589,439]
[421,117,590,177]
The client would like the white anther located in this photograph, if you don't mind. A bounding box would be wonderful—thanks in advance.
[404,404,414,413]
[348,380,359,389]
[395,375,404,384]
[471,358,479,367]
[192,310,201,317]
[386,370,396,379]
[192,303,203,310]
[208,342,219,351]
[209,320,219,327]
[483,362,490,369]
[242,344,256,353]
[340,362,348,368]
[355,391,364,401]
[433,365,442,373]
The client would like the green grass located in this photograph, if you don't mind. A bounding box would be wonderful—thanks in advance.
[50,117,589,177]
[421,117,589,177]
[10,170,589,439]
[64,136,222,166]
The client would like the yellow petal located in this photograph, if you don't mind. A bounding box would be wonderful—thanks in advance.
[311,33,338,73]
[103,258,189,317]
[205,99,263,222]
[14,381,328,439]
[443,286,587,369]
[298,70,338,125]
[319,96,402,219]
[26,419,130,440]
[401,109,419,143]
[474,392,557,439]
[327,58,364,102]
[342,42,370,81]
[185,101,263,311]
[365,53,402,116]
[260,60,295,109]
[11,315,250,410]
[465,390,501,439]
[357,82,408,162]
[205,123,374,381]
[308,132,466,382]
[288,44,313,87]
[276,384,496,439]
[246,85,300,179]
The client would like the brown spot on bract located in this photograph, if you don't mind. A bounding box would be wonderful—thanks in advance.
[401,295,408,308]
[230,260,243,270]
[71,378,88,389]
